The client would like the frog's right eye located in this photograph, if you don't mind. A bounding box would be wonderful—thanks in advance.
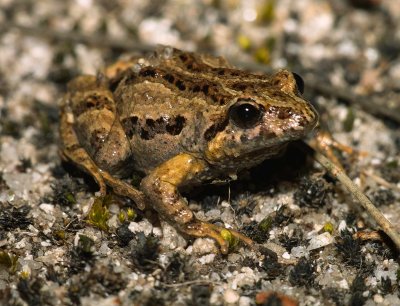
[292,72,304,94]
[229,100,263,129]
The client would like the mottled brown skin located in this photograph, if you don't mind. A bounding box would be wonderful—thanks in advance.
[59,47,318,253]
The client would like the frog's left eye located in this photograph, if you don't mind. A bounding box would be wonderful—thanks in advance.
[293,72,304,94]
[229,100,263,129]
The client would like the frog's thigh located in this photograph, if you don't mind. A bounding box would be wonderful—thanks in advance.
[59,105,107,195]
[68,75,132,175]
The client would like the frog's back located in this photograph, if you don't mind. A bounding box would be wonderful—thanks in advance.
[109,47,317,175]
[111,47,239,174]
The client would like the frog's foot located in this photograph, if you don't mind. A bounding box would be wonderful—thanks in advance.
[183,220,254,254]
[311,130,367,169]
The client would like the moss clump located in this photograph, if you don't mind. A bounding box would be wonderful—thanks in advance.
[289,257,316,287]
[87,197,110,232]
[220,229,239,250]
[257,0,276,24]
[0,251,19,274]
[323,222,334,234]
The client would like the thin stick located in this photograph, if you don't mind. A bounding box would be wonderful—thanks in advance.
[160,279,222,288]
[302,142,400,250]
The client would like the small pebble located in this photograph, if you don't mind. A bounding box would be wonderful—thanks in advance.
[224,289,239,304]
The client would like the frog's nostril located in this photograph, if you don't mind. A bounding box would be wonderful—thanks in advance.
[267,106,293,120]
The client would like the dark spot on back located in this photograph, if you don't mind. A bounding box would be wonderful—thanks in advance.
[67,143,81,152]
[232,83,248,91]
[179,53,189,62]
[166,115,186,135]
[135,65,232,106]
[135,115,187,140]
[146,118,155,128]
[202,85,209,95]
[86,101,95,109]
[121,116,139,138]
[140,128,150,140]
[163,74,175,83]
[139,68,157,77]
[75,94,113,116]
[217,69,225,76]
[175,80,186,91]
[90,129,107,150]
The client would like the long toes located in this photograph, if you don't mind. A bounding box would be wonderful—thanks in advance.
[184,221,253,254]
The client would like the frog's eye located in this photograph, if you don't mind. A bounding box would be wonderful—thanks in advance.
[293,72,304,94]
[229,100,263,129]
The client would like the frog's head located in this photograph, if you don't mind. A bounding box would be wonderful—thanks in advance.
[204,70,318,168]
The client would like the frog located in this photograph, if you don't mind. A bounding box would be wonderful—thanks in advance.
[59,46,318,254]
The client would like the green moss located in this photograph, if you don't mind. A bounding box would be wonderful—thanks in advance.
[87,197,110,232]
[258,216,273,233]
[221,229,239,250]
[53,229,66,240]
[343,108,355,132]
[257,0,276,23]
[254,47,270,64]
[118,210,126,224]
[323,222,334,234]
[65,193,76,205]
[126,208,136,221]
[237,34,252,51]
[0,251,19,274]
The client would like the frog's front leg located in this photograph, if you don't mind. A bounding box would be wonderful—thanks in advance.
[140,153,253,254]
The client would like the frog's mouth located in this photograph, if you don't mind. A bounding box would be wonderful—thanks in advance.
[212,142,289,171]
[245,142,288,159]
[239,123,314,151]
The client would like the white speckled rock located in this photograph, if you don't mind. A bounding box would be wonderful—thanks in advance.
[224,289,239,304]
[191,238,218,255]
[307,232,334,251]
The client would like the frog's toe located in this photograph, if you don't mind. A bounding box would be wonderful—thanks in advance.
[184,221,253,254]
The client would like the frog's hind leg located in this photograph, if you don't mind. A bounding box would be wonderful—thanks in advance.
[60,75,147,209]
[59,104,107,196]
[60,104,148,209]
